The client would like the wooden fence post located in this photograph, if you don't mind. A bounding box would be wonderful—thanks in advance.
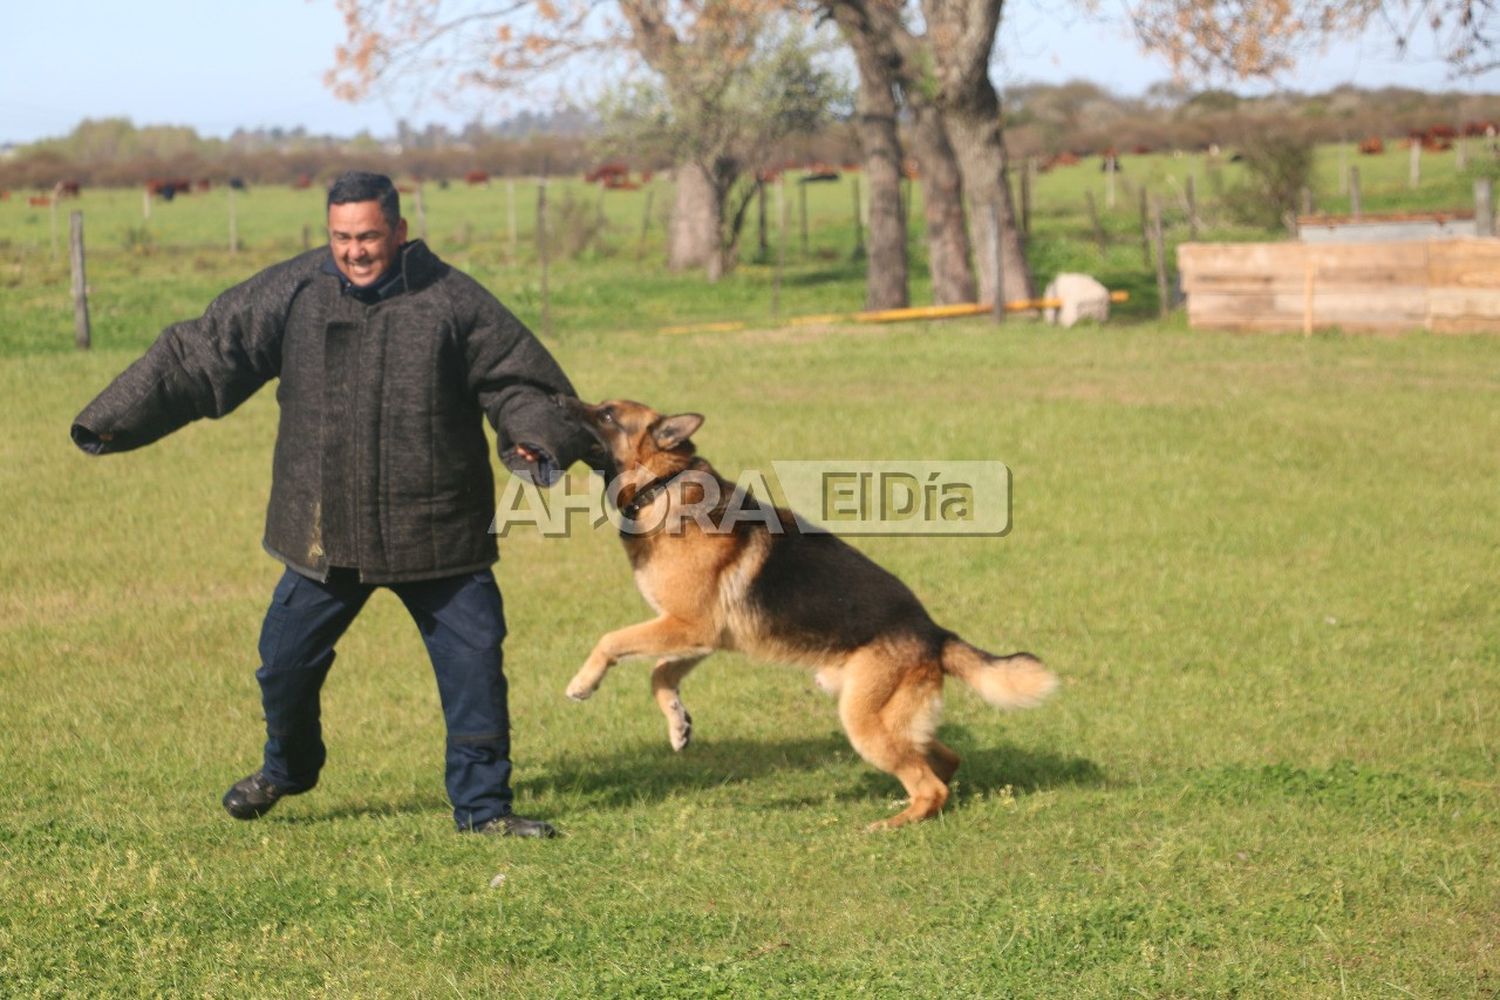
[799,179,809,257]
[1149,196,1169,319]
[640,186,655,254]
[1300,186,1313,218]
[70,211,91,350]
[1409,141,1421,189]
[143,188,151,221]
[1186,174,1199,240]
[989,201,1006,324]
[1020,160,1032,237]
[228,187,239,253]
[757,182,768,255]
[1457,137,1468,172]
[1138,187,1152,267]
[1085,191,1107,253]
[507,178,518,263]
[773,176,786,319]
[1475,177,1494,237]
[1349,166,1362,220]
[537,173,551,338]
[851,176,865,259]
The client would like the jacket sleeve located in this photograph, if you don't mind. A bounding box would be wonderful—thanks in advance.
[70,265,296,455]
[463,293,600,483]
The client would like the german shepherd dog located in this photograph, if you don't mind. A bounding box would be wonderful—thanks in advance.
[561,398,1058,829]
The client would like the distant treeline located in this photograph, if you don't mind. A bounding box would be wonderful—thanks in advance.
[5,82,1500,190]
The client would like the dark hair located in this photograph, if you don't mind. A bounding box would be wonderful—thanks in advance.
[327,170,401,228]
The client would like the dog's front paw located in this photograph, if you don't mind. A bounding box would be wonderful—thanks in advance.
[667,706,692,752]
[565,674,597,702]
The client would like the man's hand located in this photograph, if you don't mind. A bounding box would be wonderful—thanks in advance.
[512,443,541,463]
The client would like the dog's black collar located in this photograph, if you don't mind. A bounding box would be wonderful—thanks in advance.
[619,461,704,520]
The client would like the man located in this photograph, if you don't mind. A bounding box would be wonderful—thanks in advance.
[71,171,595,838]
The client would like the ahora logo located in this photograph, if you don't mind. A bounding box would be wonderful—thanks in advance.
[491,460,1012,538]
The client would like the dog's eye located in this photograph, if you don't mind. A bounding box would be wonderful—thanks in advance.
[600,409,615,424]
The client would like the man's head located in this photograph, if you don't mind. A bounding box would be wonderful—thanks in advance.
[326,171,407,287]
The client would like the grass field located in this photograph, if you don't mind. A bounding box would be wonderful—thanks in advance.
[1,150,1497,996]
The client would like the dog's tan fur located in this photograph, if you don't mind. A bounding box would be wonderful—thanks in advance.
[563,398,1057,829]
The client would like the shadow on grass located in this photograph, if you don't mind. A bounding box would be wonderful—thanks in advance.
[525,728,1103,816]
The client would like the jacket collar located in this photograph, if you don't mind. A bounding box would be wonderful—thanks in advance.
[321,240,447,302]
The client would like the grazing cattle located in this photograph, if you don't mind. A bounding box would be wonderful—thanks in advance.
[800,162,840,183]
[1100,151,1123,172]
[1463,120,1498,138]
[585,162,630,185]
[464,170,490,186]
[291,173,313,190]
[1039,152,1081,172]
[1359,137,1385,155]
[755,168,782,184]
[195,179,213,192]
[641,170,654,183]
[29,195,51,207]
[1131,144,1153,155]
[228,177,248,192]
[147,178,192,200]
[0,191,10,201]
[54,180,82,198]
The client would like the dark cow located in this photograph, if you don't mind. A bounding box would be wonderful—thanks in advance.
[585,162,630,185]
[799,162,840,183]
[228,177,248,192]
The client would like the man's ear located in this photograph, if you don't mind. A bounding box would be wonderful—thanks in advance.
[651,413,704,450]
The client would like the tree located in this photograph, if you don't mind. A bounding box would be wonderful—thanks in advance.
[827,0,910,308]
[825,0,976,307]
[841,0,1031,305]
[1122,0,1500,77]
[598,24,845,276]
[329,0,839,281]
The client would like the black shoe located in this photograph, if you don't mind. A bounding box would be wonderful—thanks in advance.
[467,814,558,839]
[222,770,305,820]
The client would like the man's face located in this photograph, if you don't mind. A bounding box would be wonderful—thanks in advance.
[328,200,407,287]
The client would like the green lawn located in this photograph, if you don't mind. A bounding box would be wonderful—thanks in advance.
[1,157,1497,996]
[2,319,1496,996]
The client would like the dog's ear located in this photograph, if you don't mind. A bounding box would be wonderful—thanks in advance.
[651,413,704,450]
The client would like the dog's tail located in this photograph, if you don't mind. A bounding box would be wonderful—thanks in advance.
[940,637,1058,709]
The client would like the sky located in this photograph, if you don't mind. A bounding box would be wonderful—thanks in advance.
[5,0,1500,146]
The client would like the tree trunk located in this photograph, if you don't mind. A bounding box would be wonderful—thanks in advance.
[906,100,976,304]
[944,92,1032,306]
[833,1,908,310]
[669,163,724,280]
[919,0,1034,305]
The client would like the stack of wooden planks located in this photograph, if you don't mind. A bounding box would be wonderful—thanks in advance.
[1177,239,1500,334]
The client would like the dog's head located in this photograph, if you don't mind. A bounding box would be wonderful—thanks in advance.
[562,398,704,478]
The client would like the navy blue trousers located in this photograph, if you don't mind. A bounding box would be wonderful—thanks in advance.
[255,567,512,828]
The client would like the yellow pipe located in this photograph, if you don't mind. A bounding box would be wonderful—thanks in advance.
[658,291,1131,334]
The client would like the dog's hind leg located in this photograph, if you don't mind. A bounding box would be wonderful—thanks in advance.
[926,739,961,786]
[567,616,714,701]
[651,655,705,751]
[837,647,950,831]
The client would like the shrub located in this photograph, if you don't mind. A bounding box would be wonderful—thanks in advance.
[1225,130,1316,229]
